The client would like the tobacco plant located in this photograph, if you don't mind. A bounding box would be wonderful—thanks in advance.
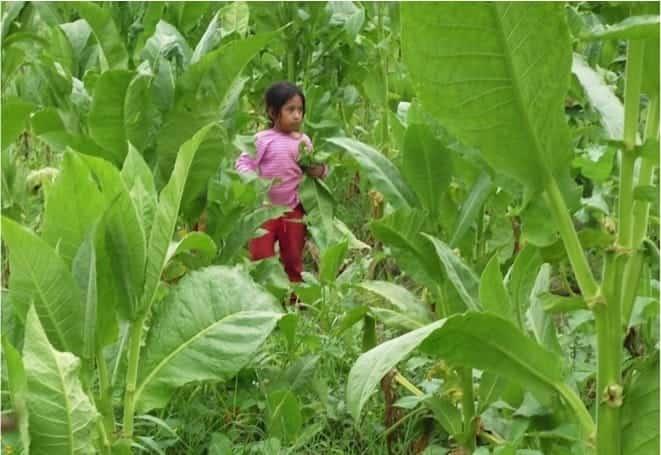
[346,3,659,454]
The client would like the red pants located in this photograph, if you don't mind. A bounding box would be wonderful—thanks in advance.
[249,204,306,282]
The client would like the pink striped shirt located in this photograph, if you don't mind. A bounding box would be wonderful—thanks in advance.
[235,128,325,208]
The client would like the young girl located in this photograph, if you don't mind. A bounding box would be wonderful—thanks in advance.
[235,81,327,284]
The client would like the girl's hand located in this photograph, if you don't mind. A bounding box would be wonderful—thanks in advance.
[303,164,325,178]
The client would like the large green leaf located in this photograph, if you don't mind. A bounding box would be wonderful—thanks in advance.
[46,24,74,75]
[357,280,434,330]
[191,11,221,64]
[219,1,250,38]
[135,266,282,412]
[2,217,84,356]
[266,389,302,443]
[217,205,288,264]
[121,146,156,196]
[347,319,445,422]
[348,312,572,423]
[479,254,514,322]
[572,53,624,140]
[401,3,572,192]
[88,69,134,165]
[401,123,452,219]
[72,224,98,363]
[22,306,98,454]
[141,20,192,68]
[133,2,165,58]
[40,151,105,264]
[581,15,660,41]
[2,337,30,452]
[327,137,417,208]
[157,32,274,177]
[319,241,349,285]
[621,356,659,454]
[175,32,273,106]
[81,154,146,323]
[29,108,106,157]
[76,1,128,70]
[1,1,25,40]
[419,313,568,404]
[370,207,440,290]
[59,19,92,72]
[1,98,34,151]
[180,126,228,221]
[125,70,161,153]
[526,264,563,356]
[165,231,217,265]
[423,234,481,311]
[506,244,542,329]
[425,396,463,437]
[140,124,217,316]
[450,171,493,247]
[121,146,157,238]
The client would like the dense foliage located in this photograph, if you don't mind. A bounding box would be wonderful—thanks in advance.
[1,2,659,454]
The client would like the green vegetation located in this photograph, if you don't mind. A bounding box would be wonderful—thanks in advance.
[1,2,658,454]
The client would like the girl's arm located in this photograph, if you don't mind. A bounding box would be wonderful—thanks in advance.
[235,132,272,174]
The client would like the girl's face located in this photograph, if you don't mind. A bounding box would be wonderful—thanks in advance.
[273,95,304,133]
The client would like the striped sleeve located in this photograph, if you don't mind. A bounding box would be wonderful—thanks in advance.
[235,131,273,174]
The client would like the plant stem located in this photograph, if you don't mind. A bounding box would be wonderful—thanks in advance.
[97,347,115,441]
[81,366,111,454]
[394,372,424,397]
[621,95,659,326]
[121,314,146,440]
[91,394,112,455]
[543,178,599,300]
[377,2,390,149]
[544,177,601,450]
[616,151,636,248]
[589,38,646,455]
[622,40,645,152]
[556,382,596,443]
[594,252,624,455]
[459,367,476,452]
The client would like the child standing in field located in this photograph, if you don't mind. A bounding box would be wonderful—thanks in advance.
[235,81,327,285]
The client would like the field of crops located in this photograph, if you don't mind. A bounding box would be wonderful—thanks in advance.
[1,2,659,454]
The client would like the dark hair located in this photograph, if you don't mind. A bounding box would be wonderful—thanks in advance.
[264,81,306,127]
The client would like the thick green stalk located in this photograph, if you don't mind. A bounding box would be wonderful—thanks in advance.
[620,252,644,329]
[622,40,645,152]
[616,151,637,248]
[544,177,602,450]
[459,367,476,452]
[90,394,111,455]
[556,383,596,444]
[543,178,599,301]
[632,94,659,243]
[588,38,645,455]
[121,314,147,440]
[622,95,659,327]
[81,368,111,454]
[376,2,390,149]
[96,347,115,441]
[594,252,625,455]
[618,38,645,249]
